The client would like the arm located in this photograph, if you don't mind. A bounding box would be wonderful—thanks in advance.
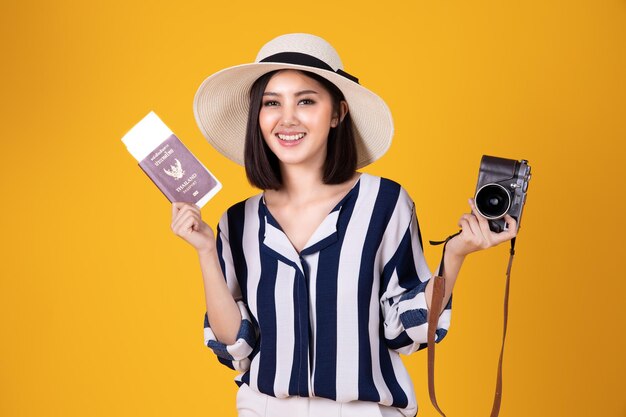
[380,196,517,355]
[380,197,453,355]
[423,249,465,316]
[170,202,257,371]
[197,247,241,345]
[201,219,258,372]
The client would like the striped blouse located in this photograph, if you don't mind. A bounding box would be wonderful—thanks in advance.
[203,172,452,417]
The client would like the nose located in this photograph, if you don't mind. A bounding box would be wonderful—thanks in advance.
[280,103,299,127]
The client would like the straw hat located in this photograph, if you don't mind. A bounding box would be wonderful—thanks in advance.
[193,33,393,168]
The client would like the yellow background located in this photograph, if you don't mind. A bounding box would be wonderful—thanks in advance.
[1,1,625,416]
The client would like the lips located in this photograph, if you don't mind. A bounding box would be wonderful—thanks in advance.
[274,131,306,147]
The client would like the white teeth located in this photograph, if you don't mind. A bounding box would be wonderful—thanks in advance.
[277,133,305,141]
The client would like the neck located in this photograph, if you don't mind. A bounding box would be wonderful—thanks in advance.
[277,163,326,204]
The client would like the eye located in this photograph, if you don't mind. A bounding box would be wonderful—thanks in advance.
[299,98,315,105]
[263,100,279,107]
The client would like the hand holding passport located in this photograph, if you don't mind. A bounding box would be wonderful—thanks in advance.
[170,201,218,254]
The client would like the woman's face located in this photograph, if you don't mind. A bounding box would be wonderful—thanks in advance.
[259,69,341,169]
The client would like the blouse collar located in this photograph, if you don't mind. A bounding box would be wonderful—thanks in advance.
[260,173,364,267]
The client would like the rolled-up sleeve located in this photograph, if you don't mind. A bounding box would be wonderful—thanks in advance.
[202,214,258,372]
[380,193,452,355]
[203,301,256,372]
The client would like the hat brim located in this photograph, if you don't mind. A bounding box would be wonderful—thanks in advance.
[193,62,393,169]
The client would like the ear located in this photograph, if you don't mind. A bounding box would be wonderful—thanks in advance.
[331,100,349,127]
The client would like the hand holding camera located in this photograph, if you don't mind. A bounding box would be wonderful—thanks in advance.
[446,155,531,258]
[446,198,518,258]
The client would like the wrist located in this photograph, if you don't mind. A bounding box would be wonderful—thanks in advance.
[197,246,217,259]
[444,236,469,259]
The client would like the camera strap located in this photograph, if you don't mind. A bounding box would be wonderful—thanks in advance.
[427,233,516,417]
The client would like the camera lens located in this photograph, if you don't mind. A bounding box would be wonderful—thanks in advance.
[475,183,511,219]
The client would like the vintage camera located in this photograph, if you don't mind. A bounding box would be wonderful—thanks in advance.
[474,155,531,233]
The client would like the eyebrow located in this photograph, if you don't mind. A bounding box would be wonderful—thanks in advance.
[262,90,319,96]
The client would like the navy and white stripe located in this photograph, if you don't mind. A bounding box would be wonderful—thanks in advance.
[203,173,453,417]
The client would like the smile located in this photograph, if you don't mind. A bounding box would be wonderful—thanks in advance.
[276,133,306,141]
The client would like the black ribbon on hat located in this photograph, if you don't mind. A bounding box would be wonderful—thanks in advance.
[259,52,359,84]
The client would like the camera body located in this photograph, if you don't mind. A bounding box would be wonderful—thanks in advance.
[474,155,531,233]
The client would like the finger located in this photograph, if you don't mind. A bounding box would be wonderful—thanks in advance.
[466,213,485,240]
[172,203,199,223]
[186,203,201,216]
[174,216,197,236]
[458,217,472,237]
[505,214,517,231]
[184,216,198,234]
[502,214,518,238]
[171,209,188,232]
[469,198,493,240]
[458,217,480,249]
[459,213,478,236]
[491,215,518,245]
[172,210,198,233]
[172,202,194,220]
[172,202,183,219]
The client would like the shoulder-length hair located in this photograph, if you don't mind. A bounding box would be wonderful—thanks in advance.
[244,69,357,190]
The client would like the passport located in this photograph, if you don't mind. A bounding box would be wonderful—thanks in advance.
[121,111,221,208]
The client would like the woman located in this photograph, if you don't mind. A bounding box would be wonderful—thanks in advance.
[170,33,517,417]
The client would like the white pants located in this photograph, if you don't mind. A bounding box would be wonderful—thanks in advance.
[236,383,406,417]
